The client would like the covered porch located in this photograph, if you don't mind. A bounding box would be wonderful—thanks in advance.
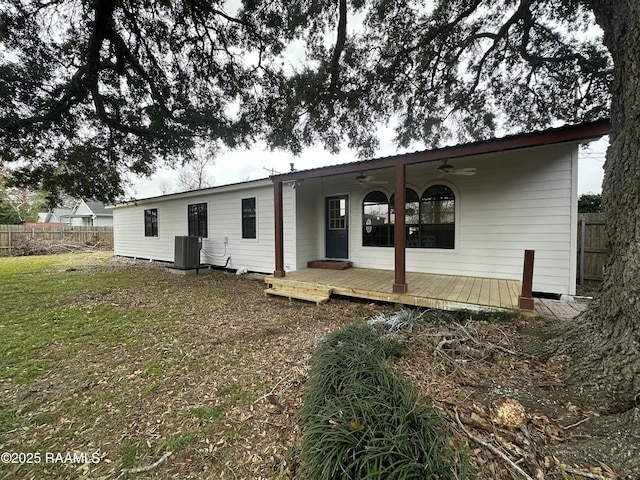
[269,121,610,311]
[265,267,522,312]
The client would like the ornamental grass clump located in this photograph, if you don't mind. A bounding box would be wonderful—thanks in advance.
[299,323,467,480]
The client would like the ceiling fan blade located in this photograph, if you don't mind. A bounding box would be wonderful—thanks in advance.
[452,168,477,176]
[353,172,389,186]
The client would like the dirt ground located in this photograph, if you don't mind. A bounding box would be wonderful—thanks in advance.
[3,256,638,479]
[392,315,640,480]
[155,260,639,480]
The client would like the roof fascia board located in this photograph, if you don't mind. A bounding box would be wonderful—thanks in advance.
[111,178,272,208]
[271,119,611,183]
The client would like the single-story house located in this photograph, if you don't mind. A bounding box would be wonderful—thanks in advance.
[37,208,73,225]
[69,199,113,227]
[111,119,610,311]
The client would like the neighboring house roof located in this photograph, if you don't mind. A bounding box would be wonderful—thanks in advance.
[54,208,72,221]
[81,199,112,216]
[37,200,113,222]
[37,208,73,223]
[69,199,113,218]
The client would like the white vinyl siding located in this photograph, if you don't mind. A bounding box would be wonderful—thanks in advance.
[294,144,578,295]
[114,142,580,295]
[113,181,278,273]
[293,181,321,270]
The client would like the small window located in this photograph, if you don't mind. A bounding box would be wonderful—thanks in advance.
[420,185,455,248]
[188,203,208,237]
[242,197,257,239]
[328,197,347,230]
[144,209,158,237]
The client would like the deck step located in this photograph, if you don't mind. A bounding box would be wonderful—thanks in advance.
[264,276,333,305]
[265,277,332,293]
[264,288,331,305]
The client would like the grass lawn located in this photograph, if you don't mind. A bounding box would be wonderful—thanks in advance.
[0,253,372,479]
[1,253,630,479]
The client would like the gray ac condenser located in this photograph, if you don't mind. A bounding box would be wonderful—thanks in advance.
[174,236,201,269]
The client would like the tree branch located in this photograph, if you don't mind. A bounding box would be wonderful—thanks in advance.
[121,451,172,475]
[105,26,172,117]
[0,67,87,131]
[469,0,532,93]
[454,408,535,480]
[330,0,347,89]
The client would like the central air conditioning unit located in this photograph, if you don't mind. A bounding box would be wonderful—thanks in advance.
[174,236,201,269]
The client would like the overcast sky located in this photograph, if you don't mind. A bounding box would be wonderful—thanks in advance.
[127,134,608,199]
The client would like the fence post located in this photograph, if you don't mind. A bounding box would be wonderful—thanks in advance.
[579,217,586,286]
[518,249,535,311]
[8,224,12,256]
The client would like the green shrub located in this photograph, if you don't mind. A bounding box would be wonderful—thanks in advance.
[299,323,467,479]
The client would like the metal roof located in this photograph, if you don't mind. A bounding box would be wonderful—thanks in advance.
[271,119,610,182]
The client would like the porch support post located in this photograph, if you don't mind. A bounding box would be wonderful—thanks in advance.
[393,164,408,293]
[518,249,535,310]
[273,180,286,278]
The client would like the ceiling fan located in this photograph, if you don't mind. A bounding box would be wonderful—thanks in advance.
[354,172,389,186]
[437,159,477,177]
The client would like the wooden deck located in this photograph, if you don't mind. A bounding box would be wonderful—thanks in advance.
[265,268,522,311]
[535,298,590,320]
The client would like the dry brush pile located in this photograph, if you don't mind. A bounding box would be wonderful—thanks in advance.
[9,237,109,256]
[373,309,620,480]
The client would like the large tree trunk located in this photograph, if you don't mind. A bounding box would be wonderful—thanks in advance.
[545,1,640,411]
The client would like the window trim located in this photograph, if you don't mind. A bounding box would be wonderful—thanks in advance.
[144,208,158,237]
[362,190,391,247]
[361,183,458,250]
[420,183,456,250]
[187,203,208,238]
[241,197,257,240]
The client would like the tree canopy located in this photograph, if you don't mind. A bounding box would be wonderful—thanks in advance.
[0,0,612,204]
[278,0,611,150]
[0,168,45,223]
[578,192,602,213]
[0,0,310,203]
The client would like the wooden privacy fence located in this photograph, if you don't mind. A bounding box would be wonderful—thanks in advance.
[577,213,607,284]
[0,225,113,256]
